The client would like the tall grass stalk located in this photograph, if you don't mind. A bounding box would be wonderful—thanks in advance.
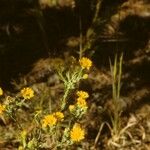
[109,54,123,137]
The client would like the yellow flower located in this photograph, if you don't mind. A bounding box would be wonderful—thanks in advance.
[21,130,27,139]
[54,112,64,121]
[69,105,75,112]
[77,98,87,108]
[18,146,24,150]
[21,87,34,99]
[70,123,85,142]
[42,114,57,127]
[82,74,88,79]
[76,91,89,99]
[0,104,5,114]
[79,57,92,70]
[0,87,3,96]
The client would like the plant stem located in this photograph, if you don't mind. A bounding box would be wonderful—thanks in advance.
[61,86,70,110]
[110,54,123,136]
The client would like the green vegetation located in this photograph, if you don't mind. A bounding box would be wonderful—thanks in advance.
[0,0,149,149]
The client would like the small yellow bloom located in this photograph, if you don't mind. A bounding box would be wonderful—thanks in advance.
[18,146,24,150]
[76,91,89,99]
[0,87,3,96]
[79,57,92,70]
[70,123,85,142]
[69,105,75,112]
[77,98,87,108]
[42,114,57,127]
[54,112,64,121]
[83,74,88,79]
[0,104,5,114]
[21,87,34,99]
[21,130,27,138]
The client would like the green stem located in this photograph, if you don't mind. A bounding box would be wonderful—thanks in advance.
[117,53,123,99]
[61,86,70,110]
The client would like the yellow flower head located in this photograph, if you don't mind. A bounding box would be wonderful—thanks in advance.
[79,57,92,70]
[0,87,3,96]
[76,91,89,99]
[69,105,75,112]
[18,146,24,150]
[70,123,85,142]
[54,112,64,121]
[0,104,5,114]
[21,130,27,139]
[21,87,34,99]
[82,74,88,79]
[42,114,57,127]
[77,97,87,108]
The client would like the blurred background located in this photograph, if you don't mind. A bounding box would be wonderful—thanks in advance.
[0,0,149,90]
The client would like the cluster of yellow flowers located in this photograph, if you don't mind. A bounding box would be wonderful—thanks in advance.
[42,111,64,127]
[77,91,89,108]
[21,87,34,100]
[68,58,91,143]
[69,91,89,112]
[70,123,85,142]
[76,91,88,108]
